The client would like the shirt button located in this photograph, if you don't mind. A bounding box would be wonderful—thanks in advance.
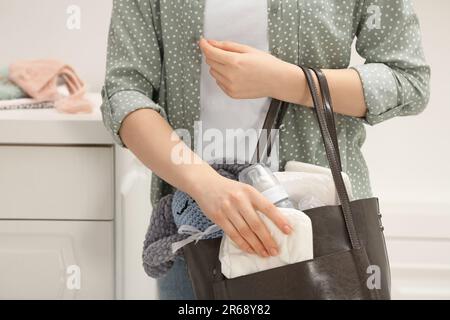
[270,2,279,14]
[273,47,280,55]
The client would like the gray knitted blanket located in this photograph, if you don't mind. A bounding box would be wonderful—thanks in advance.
[142,163,250,279]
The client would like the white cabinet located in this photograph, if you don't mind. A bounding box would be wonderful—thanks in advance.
[0,220,114,300]
[0,145,114,220]
[0,94,117,300]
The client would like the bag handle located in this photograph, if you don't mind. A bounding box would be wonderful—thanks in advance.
[252,71,341,170]
[252,98,287,163]
[310,68,343,171]
[299,66,361,249]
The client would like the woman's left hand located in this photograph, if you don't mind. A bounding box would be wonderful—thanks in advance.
[199,38,288,99]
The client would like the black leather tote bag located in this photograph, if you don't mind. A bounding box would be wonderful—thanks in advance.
[183,67,391,300]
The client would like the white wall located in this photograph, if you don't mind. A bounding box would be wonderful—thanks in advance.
[1,0,449,299]
[0,0,112,92]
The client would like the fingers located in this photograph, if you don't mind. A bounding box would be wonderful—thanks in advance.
[216,81,230,95]
[209,68,230,87]
[199,38,234,64]
[220,219,254,255]
[207,39,254,54]
[226,208,271,257]
[206,58,230,76]
[207,61,234,97]
[250,187,293,235]
[201,179,290,258]
[236,200,279,257]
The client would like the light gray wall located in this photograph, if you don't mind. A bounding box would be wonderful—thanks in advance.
[0,0,448,201]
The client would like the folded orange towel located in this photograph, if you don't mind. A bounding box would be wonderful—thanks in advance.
[8,59,93,114]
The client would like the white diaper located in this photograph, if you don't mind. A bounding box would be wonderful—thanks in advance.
[219,207,313,279]
[282,160,354,209]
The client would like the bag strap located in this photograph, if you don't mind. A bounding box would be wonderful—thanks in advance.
[252,98,287,163]
[299,66,361,250]
[310,68,343,171]
[252,70,341,169]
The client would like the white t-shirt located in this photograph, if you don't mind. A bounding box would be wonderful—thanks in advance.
[199,0,272,165]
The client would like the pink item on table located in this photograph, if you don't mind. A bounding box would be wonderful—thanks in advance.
[8,59,93,114]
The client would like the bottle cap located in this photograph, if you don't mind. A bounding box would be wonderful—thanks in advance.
[261,185,290,205]
[239,164,290,205]
[239,164,278,191]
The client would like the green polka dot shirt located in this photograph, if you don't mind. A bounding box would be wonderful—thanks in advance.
[101,0,430,207]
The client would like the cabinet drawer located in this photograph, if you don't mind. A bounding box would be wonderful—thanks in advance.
[0,220,114,300]
[0,145,114,220]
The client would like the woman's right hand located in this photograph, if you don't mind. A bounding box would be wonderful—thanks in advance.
[119,109,292,257]
[191,172,293,258]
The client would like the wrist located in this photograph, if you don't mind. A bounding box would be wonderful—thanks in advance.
[271,61,310,106]
[185,164,222,200]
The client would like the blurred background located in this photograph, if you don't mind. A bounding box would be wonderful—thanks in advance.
[0,0,449,300]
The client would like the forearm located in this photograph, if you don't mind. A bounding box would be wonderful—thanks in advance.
[272,62,367,118]
[119,109,218,198]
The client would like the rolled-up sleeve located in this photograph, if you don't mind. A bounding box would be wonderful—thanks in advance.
[101,0,166,147]
[351,0,430,126]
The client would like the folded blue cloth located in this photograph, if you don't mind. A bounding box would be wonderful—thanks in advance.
[0,66,28,100]
[172,190,223,239]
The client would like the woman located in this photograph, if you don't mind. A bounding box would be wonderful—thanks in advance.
[101,0,430,299]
